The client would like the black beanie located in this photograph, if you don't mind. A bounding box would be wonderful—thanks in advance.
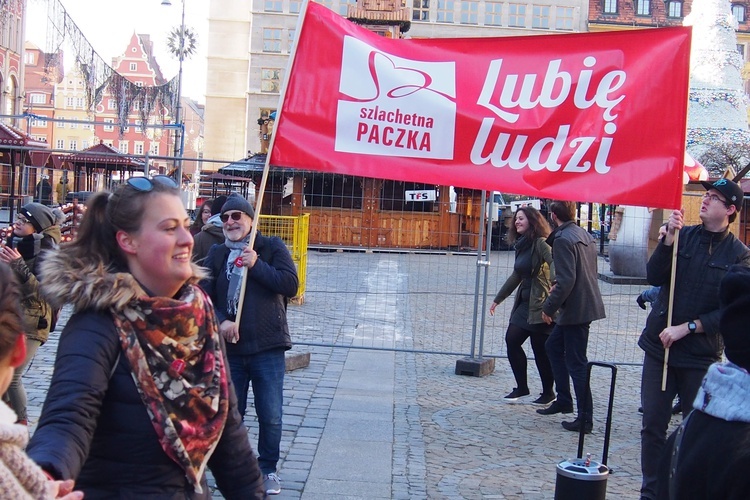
[210,195,228,216]
[220,193,255,219]
[19,203,55,233]
[719,265,750,370]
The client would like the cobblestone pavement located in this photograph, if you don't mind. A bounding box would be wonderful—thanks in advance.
[22,251,684,499]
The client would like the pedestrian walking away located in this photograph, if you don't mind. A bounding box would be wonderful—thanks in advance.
[201,192,299,496]
[637,178,750,500]
[538,200,605,435]
[26,177,265,499]
[489,206,556,405]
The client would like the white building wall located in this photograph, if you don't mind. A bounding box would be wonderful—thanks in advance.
[206,0,587,162]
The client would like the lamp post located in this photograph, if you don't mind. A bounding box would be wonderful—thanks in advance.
[162,0,186,185]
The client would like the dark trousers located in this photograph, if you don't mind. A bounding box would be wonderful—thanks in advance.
[505,323,554,395]
[639,353,707,500]
[545,322,592,420]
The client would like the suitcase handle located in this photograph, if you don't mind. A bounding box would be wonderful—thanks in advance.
[576,361,617,466]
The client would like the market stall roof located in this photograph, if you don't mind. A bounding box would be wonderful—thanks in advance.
[0,121,50,166]
[218,153,294,177]
[65,142,145,170]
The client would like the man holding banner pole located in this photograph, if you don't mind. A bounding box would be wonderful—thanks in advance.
[637,178,750,500]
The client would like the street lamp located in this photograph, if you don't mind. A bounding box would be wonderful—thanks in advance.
[161,0,188,186]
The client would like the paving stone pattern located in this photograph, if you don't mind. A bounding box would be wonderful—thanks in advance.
[23,251,684,499]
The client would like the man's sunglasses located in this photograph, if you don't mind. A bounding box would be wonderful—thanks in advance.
[126,175,178,192]
[220,212,244,223]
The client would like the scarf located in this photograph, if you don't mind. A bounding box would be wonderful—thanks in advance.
[693,361,750,422]
[111,284,229,493]
[8,234,43,262]
[224,236,250,318]
[0,401,55,499]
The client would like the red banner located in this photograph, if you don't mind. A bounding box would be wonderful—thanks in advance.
[270,2,691,209]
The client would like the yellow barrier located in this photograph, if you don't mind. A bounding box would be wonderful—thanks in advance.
[258,214,309,303]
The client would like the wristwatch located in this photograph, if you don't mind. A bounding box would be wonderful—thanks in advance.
[687,321,697,334]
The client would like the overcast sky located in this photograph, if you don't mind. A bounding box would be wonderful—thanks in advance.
[26,0,210,103]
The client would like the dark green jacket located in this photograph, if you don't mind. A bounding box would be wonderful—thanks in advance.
[494,237,556,325]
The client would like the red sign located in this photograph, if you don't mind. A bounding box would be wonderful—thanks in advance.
[270,2,691,209]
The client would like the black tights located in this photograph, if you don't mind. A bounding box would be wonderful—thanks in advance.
[505,323,554,394]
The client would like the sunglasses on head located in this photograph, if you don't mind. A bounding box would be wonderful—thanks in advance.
[126,175,178,192]
[220,212,244,223]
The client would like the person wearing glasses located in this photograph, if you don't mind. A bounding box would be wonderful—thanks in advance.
[192,195,227,264]
[201,193,299,496]
[190,200,213,236]
[638,178,750,500]
[26,178,266,499]
[0,203,60,427]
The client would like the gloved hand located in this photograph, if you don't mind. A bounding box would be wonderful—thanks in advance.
[636,294,647,310]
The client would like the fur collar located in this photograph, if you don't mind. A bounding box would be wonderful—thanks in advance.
[693,362,750,423]
[39,249,206,313]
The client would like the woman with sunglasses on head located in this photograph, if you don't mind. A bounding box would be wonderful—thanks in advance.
[26,177,266,499]
[489,206,557,405]
[0,203,60,426]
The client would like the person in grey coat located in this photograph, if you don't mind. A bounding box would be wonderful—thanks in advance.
[537,200,605,434]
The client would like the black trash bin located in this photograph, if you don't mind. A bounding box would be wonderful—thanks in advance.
[554,361,617,500]
[555,455,609,500]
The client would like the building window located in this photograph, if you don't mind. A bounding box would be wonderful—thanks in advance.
[263,28,282,53]
[413,0,430,20]
[264,0,282,11]
[437,0,454,22]
[30,93,46,104]
[135,142,144,155]
[666,0,682,16]
[509,3,526,27]
[290,0,302,12]
[107,99,116,110]
[555,6,574,29]
[339,0,356,15]
[636,0,650,16]
[66,97,75,108]
[104,118,114,132]
[76,97,84,108]
[104,140,114,148]
[317,0,334,9]
[484,0,502,25]
[129,62,137,71]
[135,81,144,87]
[733,4,745,22]
[603,0,617,14]
[82,140,89,149]
[82,123,91,130]
[69,140,77,150]
[135,120,143,133]
[119,141,129,154]
[738,43,746,60]
[460,0,478,23]
[288,29,296,53]
[56,118,65,128]
[70,120,77,129]
[24,51,35,65]
[150,144,159,155]
[532,5,550,28]
[30,117,47,127]
[261,69,282,93]
[56,139,64,149]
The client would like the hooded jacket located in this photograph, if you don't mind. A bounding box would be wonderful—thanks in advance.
[192,215,225,264]
[6,224,61,344]
[26,252,264,500]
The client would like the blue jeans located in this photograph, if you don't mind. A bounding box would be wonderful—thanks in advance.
[639,353,706,499]
[545,323,592,420]
[228,348,285,475]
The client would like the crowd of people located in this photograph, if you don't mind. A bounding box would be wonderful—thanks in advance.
[0,173,747,498]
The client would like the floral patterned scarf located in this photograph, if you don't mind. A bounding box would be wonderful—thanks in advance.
[111,284,229,493]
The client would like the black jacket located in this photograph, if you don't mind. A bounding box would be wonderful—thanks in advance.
[202,232,298,356]
[28,251,265,500]
[542,221,605,325]
[639,225,750,369]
